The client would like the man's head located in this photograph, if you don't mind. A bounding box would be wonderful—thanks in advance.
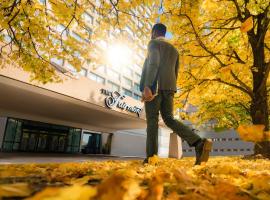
[151,23,167,39]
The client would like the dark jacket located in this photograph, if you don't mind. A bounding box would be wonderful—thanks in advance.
[140,38,179,93]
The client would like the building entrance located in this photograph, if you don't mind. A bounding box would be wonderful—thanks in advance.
[2,118,81,153]
[20,130,67,152]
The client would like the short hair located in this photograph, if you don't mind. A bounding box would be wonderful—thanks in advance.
[152,23,167,36]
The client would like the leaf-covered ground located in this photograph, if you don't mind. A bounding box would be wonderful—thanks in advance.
[0,156,269,200]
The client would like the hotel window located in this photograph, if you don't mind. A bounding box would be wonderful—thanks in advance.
[228,138,233,141]
[88,72,105,84]
[227,149,232,152]
[214,149,218,152]
[135,73,141,81]
[66,62,77,74]
[233,149,238,152]
[107,81,120,92]
[134,64,142,72]
[123,67,133,77]
[125,26,134,37]
[70,31,83,42]
[134,83,140,92]
[51,57,64,66]
[83,26,92,42]
[82,12,94,25]
[56,24,68,36]
[107,69,120,82]
[95,65,106,74]
[123,77,133,90]
[122,88,132,97]
[220,149,224,152]
[79,68,87,77]
[134,94,141,101]
[222,138,226,141]
[235,138,240,141]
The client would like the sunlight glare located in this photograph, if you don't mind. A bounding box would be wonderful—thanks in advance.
[106,43,133,68]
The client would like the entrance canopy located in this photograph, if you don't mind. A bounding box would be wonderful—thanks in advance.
[0,74,147,133]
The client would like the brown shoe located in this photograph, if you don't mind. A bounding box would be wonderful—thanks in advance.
[195,139,212,165]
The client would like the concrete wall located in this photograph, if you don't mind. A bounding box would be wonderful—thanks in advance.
[110,129,146,157]
[110,127,172,158]
[158,128,171,158]
[0,117,7,151]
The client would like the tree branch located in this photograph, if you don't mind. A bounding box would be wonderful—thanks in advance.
[230,70,253,95]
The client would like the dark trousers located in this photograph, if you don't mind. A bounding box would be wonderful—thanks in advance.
[145,90,201,158]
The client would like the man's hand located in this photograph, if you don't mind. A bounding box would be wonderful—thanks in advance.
[141,87,155,102]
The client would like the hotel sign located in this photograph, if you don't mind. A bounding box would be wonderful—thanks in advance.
[100,89,142,117]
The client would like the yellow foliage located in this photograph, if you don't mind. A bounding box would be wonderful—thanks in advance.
[237,124,267,142]
[0,157,270,200]
[240,17,253,33]
[0,183,32,198]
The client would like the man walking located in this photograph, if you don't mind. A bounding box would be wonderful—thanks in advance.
[140,23,212,165]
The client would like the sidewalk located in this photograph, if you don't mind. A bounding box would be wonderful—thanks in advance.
[0,152,144,164]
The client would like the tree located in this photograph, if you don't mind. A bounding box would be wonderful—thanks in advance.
[161,0,270,157]
[0,0,157,83]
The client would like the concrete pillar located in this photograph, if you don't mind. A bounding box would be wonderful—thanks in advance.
[169,132,183,159]
[0,117,7,151]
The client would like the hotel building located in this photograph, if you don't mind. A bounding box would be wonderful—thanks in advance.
[0,2,253,158]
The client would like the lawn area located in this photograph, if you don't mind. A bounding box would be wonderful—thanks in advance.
[0,156,269,200]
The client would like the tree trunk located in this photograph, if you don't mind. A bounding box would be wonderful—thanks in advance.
[250,88,270,158]
[249,30,270,158]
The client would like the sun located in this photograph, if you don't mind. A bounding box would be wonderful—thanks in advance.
[106,43,133,68]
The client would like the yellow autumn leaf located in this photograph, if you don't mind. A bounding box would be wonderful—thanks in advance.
[0,183,32,198]
[240,16,253,32]
[27,185,96,200]
[237,124,265,142]
[148,155,160,165]
[96,172,141,200]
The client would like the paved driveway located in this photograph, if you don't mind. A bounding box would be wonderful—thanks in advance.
[0,153,144,164]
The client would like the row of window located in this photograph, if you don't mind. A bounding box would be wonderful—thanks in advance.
[86,70,141,92]
[183,148,253,152]
[91,65,141,82]
[88,72,142,100]
[211,138,240,142]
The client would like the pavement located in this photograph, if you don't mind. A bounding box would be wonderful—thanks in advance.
[0,152,144,164]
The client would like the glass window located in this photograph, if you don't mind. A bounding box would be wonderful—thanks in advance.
[107,68,120,82]
[125,26,134,37]
[135,73,141,81]
[123,67,133,77]
[107,81,120,92]
[66,62,77,74]
[56,24,68,36]
[70,31,83,42]
[82,12,94,25]
[123,77,132,90]
[79,68,87,77]
[94,65,106,74]
[84,26,92,42]
[88,72,105,84]
[66,128,81,153]
[134,83,140,92]
[134,64,142,73]
[122,88,132,97]
[134,94,141,101]
[51,57,64,66]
